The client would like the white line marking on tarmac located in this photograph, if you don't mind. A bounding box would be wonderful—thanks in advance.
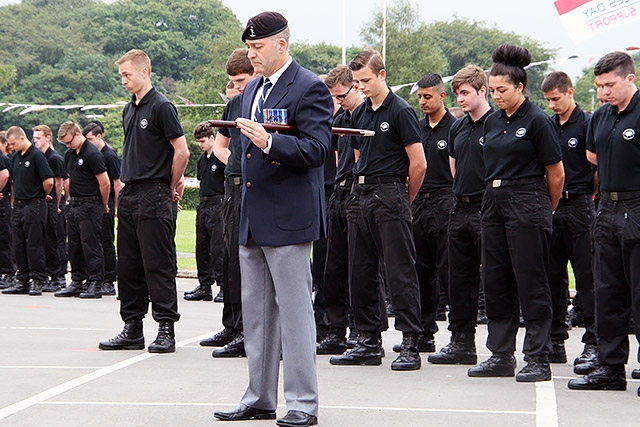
[0,334,208,421]
[39,401,534,415]
[536,380,559,427]
[0,366,103,369]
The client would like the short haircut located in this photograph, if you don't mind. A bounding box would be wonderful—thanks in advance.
[349,49,385,74]
[451,65,488,94]
[82,122,103,138]
[324,65,354,88]
[87,120,105,134]
[0,131,6,143]
[489,43,531,89]
[6,126,26,140]
[32,124,52,138]
[193,121,215,139]
[57,121,81,141]
[417,73,445,92]
[541,71,573,93]
[225,48,253,76]
[115,49,152,73]
[594,51,636,78]
[272,27,290,45]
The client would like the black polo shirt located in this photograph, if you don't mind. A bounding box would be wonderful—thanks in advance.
[121,87,184,183]
[219,93,243,177]
[65,140,107,197]
[551,104,593,195]
[44,147,66,198]
[0,152,11,196]
[197,152,225,197]
[101,144,121,202]
[332,108,356,183]
[12,144,54,200]
[483,98,561,181]
[587,90,640,192]
[351,90,422,179]
[419,110,455,193]
[449,108,494,197]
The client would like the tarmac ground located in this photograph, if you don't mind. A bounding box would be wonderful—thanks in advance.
[1,277,640,427]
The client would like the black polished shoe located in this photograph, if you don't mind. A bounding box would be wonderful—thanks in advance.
[2,280,30,295]
[148,321,175,353]
[468,353,516,377]
[212,332,246,358]
[574,360,598,375]
[548,341,567,364]
[99,320,145,350]
[427,332,477,365]
[214,287,224,303]
[330,332,383,366]
[568,306,585,327]
[0,274,15,289]
[574,344,597,366]
[632,368,640,379]
[54,280,85,297]
[393,334,435,353]
[516,356,552,382]
[568,365,626,390]
[184,285,213,301]
[41,279,60,293]
[79,281,103,299]
[316,328,347,355]
[101,282,116,296]
[276,410,318,427]
[200,327,237,347]
[214,403,276,421]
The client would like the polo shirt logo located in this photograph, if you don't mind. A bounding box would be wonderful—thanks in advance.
[623,129,636,140]
[437,140,448,150]
[24,161,30,168]
[380,122,389,132]
[211,164,217,172]
[77,158,84,166]
[515,128,527,138]
[479,136,484,146]
[140,119,148,129]
[568,138,578,148]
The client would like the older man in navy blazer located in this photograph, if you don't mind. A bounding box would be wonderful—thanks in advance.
[213,11,332,427]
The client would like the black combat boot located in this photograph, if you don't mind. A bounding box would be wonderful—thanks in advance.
[54,280,85,297]
[548,341,567,364]
[393,334,435,353]
[316,327,347,355]
[79,281,103,299]
[516,355,552,382]
[428,331,477,365]
[212,331,246,358]
[568,364,626,390]
[329,331,383,366]
[390,333,422,371]
[29,280,46,296]
[183,285,213,301]
[98,320,145,350]
[2,280,30,295]
[468,353,516,377]
[148,321,176,353]
[101,282,116,296]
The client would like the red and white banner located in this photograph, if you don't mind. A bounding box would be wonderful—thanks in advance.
[554,0,640,43]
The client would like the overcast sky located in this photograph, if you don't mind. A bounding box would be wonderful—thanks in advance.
[220,0,639,79]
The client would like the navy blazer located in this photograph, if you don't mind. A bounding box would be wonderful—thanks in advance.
[239,59,333,246]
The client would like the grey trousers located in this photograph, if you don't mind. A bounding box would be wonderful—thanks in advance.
[239,239,318,416]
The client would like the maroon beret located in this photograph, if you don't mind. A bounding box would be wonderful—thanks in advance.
[242,11,288,42]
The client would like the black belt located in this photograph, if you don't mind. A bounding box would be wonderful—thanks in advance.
[456,194,484,203]
[70,195,101,202]
[490,176,545,188]
[337,178,354,187]
[201,195,223,202]
[356,176,404,185]
[14,198,43,205]
[561,191,589,200]
[419,188,452,199]
[225,176,242,185]
[601,190,640,201]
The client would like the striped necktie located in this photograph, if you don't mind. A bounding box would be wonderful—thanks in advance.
[254,78,272,122]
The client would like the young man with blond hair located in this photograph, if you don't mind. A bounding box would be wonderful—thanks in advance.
[99,48,189,354]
